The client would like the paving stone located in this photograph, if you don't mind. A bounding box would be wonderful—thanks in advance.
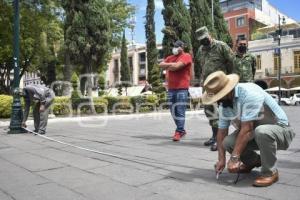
[89,164,164,186]
[37,167,107,189]
[0,152,65,172]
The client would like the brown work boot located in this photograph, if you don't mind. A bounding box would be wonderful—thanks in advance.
[253,170,279,187]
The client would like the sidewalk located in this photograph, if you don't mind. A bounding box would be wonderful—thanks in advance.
[0,107,299,200]
[0,110,204,127]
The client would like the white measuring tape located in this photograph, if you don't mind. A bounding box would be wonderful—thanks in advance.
[23,128,181,168]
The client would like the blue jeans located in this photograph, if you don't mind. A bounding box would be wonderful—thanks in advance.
[168,89,189,133]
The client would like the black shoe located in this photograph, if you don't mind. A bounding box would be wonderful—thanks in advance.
[204,138,215,146]
[210,142,217,151]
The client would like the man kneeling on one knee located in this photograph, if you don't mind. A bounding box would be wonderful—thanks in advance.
[202,71,295,187]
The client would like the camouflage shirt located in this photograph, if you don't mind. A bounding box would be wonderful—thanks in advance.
[196,39,234,82]
[233,52,256,82]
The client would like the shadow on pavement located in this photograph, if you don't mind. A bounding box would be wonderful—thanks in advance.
[163,167,260,188]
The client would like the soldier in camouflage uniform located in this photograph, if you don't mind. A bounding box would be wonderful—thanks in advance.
[233,38,256,82]
[195,26,234,151]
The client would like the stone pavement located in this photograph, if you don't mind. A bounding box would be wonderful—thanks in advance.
[0,108,299,200]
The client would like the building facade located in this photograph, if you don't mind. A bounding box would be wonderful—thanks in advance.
[23,72,42,87]
[249,29,300,88]
[220,0,296,45]
[106,44,164,87]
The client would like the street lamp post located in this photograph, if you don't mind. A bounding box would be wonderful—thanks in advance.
[277,15,286,105]
[211,0,214,28]
[8,0,24,134]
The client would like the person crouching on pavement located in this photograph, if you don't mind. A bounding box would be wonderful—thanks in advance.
[159,40,192,142]
[202,71,295,187]
[20,84,55,135]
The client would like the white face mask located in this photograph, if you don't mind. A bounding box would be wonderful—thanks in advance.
[172,47,179,55]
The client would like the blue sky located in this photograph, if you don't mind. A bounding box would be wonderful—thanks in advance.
[126,0,300,44]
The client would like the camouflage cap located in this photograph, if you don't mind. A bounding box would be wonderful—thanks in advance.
[196,26,209,41]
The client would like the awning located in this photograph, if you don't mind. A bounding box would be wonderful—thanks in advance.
[265,87,288,92]
[288,86,300,91]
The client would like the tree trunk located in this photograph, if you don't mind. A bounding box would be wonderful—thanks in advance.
[63,52,72,96]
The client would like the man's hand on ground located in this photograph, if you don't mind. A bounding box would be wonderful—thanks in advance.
[227,159,242,173]
[21,122,27,128]
[215,159,226,174]
[40,104,45,112]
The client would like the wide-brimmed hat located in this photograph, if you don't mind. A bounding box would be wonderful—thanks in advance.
[202,71,239,105]
[196,26,209,41]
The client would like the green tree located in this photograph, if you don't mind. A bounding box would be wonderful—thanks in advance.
[120,31,131,96]
[208,0,232,47]
[161,0,192,57]
[0,0,64,94]
[71,72,81,112]
[107,0,135,48]
[145,0,165,98]
[145,0,157,84]
[150,64,166,101]
[63,0,112,96]
[98,72,106,96]
[189,0,212,81]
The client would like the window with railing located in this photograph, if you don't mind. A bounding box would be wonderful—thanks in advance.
[256,55,261,70]
[236,16,246,27]
[274,54,279,73]
[294,51,300,73]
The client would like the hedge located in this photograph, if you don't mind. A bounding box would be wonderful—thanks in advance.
[52,96,71,116]
[0,94,177,118]
[0,95,13,118]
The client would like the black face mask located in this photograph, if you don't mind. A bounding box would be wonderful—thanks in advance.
[200,38,211,46]
[238,45,247,54]
[218,99,233,108]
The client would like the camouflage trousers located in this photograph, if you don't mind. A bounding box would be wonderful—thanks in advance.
[204,104,219,128]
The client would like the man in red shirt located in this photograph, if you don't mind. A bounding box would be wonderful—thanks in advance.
[159,40,192,141]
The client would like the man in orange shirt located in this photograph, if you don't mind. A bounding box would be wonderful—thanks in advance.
[159,40,192,141]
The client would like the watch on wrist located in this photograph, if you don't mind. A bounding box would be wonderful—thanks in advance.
[230,155,240,162]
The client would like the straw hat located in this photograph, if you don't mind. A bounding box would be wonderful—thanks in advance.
[202,71,239,105]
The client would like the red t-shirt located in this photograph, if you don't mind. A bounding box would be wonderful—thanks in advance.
[164,53,192,89]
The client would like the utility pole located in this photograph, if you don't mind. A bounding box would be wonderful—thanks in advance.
[9,0,24,134]
[211,0,214,28]
[277,14,286,105]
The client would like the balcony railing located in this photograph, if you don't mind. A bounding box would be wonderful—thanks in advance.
[221,1,256,13]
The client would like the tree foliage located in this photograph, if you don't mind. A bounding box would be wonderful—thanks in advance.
[63,0,134,95]
[189,0,232,80]
[145,0,157,83]
[145,0,165,98]
[161,0,192,57]
[209,0,232,47]
[189,0,212,81]
[0,0,64,94]
[63,0,112,96]
[120,31,131,94]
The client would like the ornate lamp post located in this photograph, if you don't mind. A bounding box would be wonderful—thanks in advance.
[277,15,286,105]
[8,0,24,134]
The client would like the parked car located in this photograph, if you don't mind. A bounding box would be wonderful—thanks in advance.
[289,93,300,105]
[270,94,279,104]
[280,97,291,105]
[270,94,290,105]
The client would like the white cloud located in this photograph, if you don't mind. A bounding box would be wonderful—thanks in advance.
[155,0,164,10]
